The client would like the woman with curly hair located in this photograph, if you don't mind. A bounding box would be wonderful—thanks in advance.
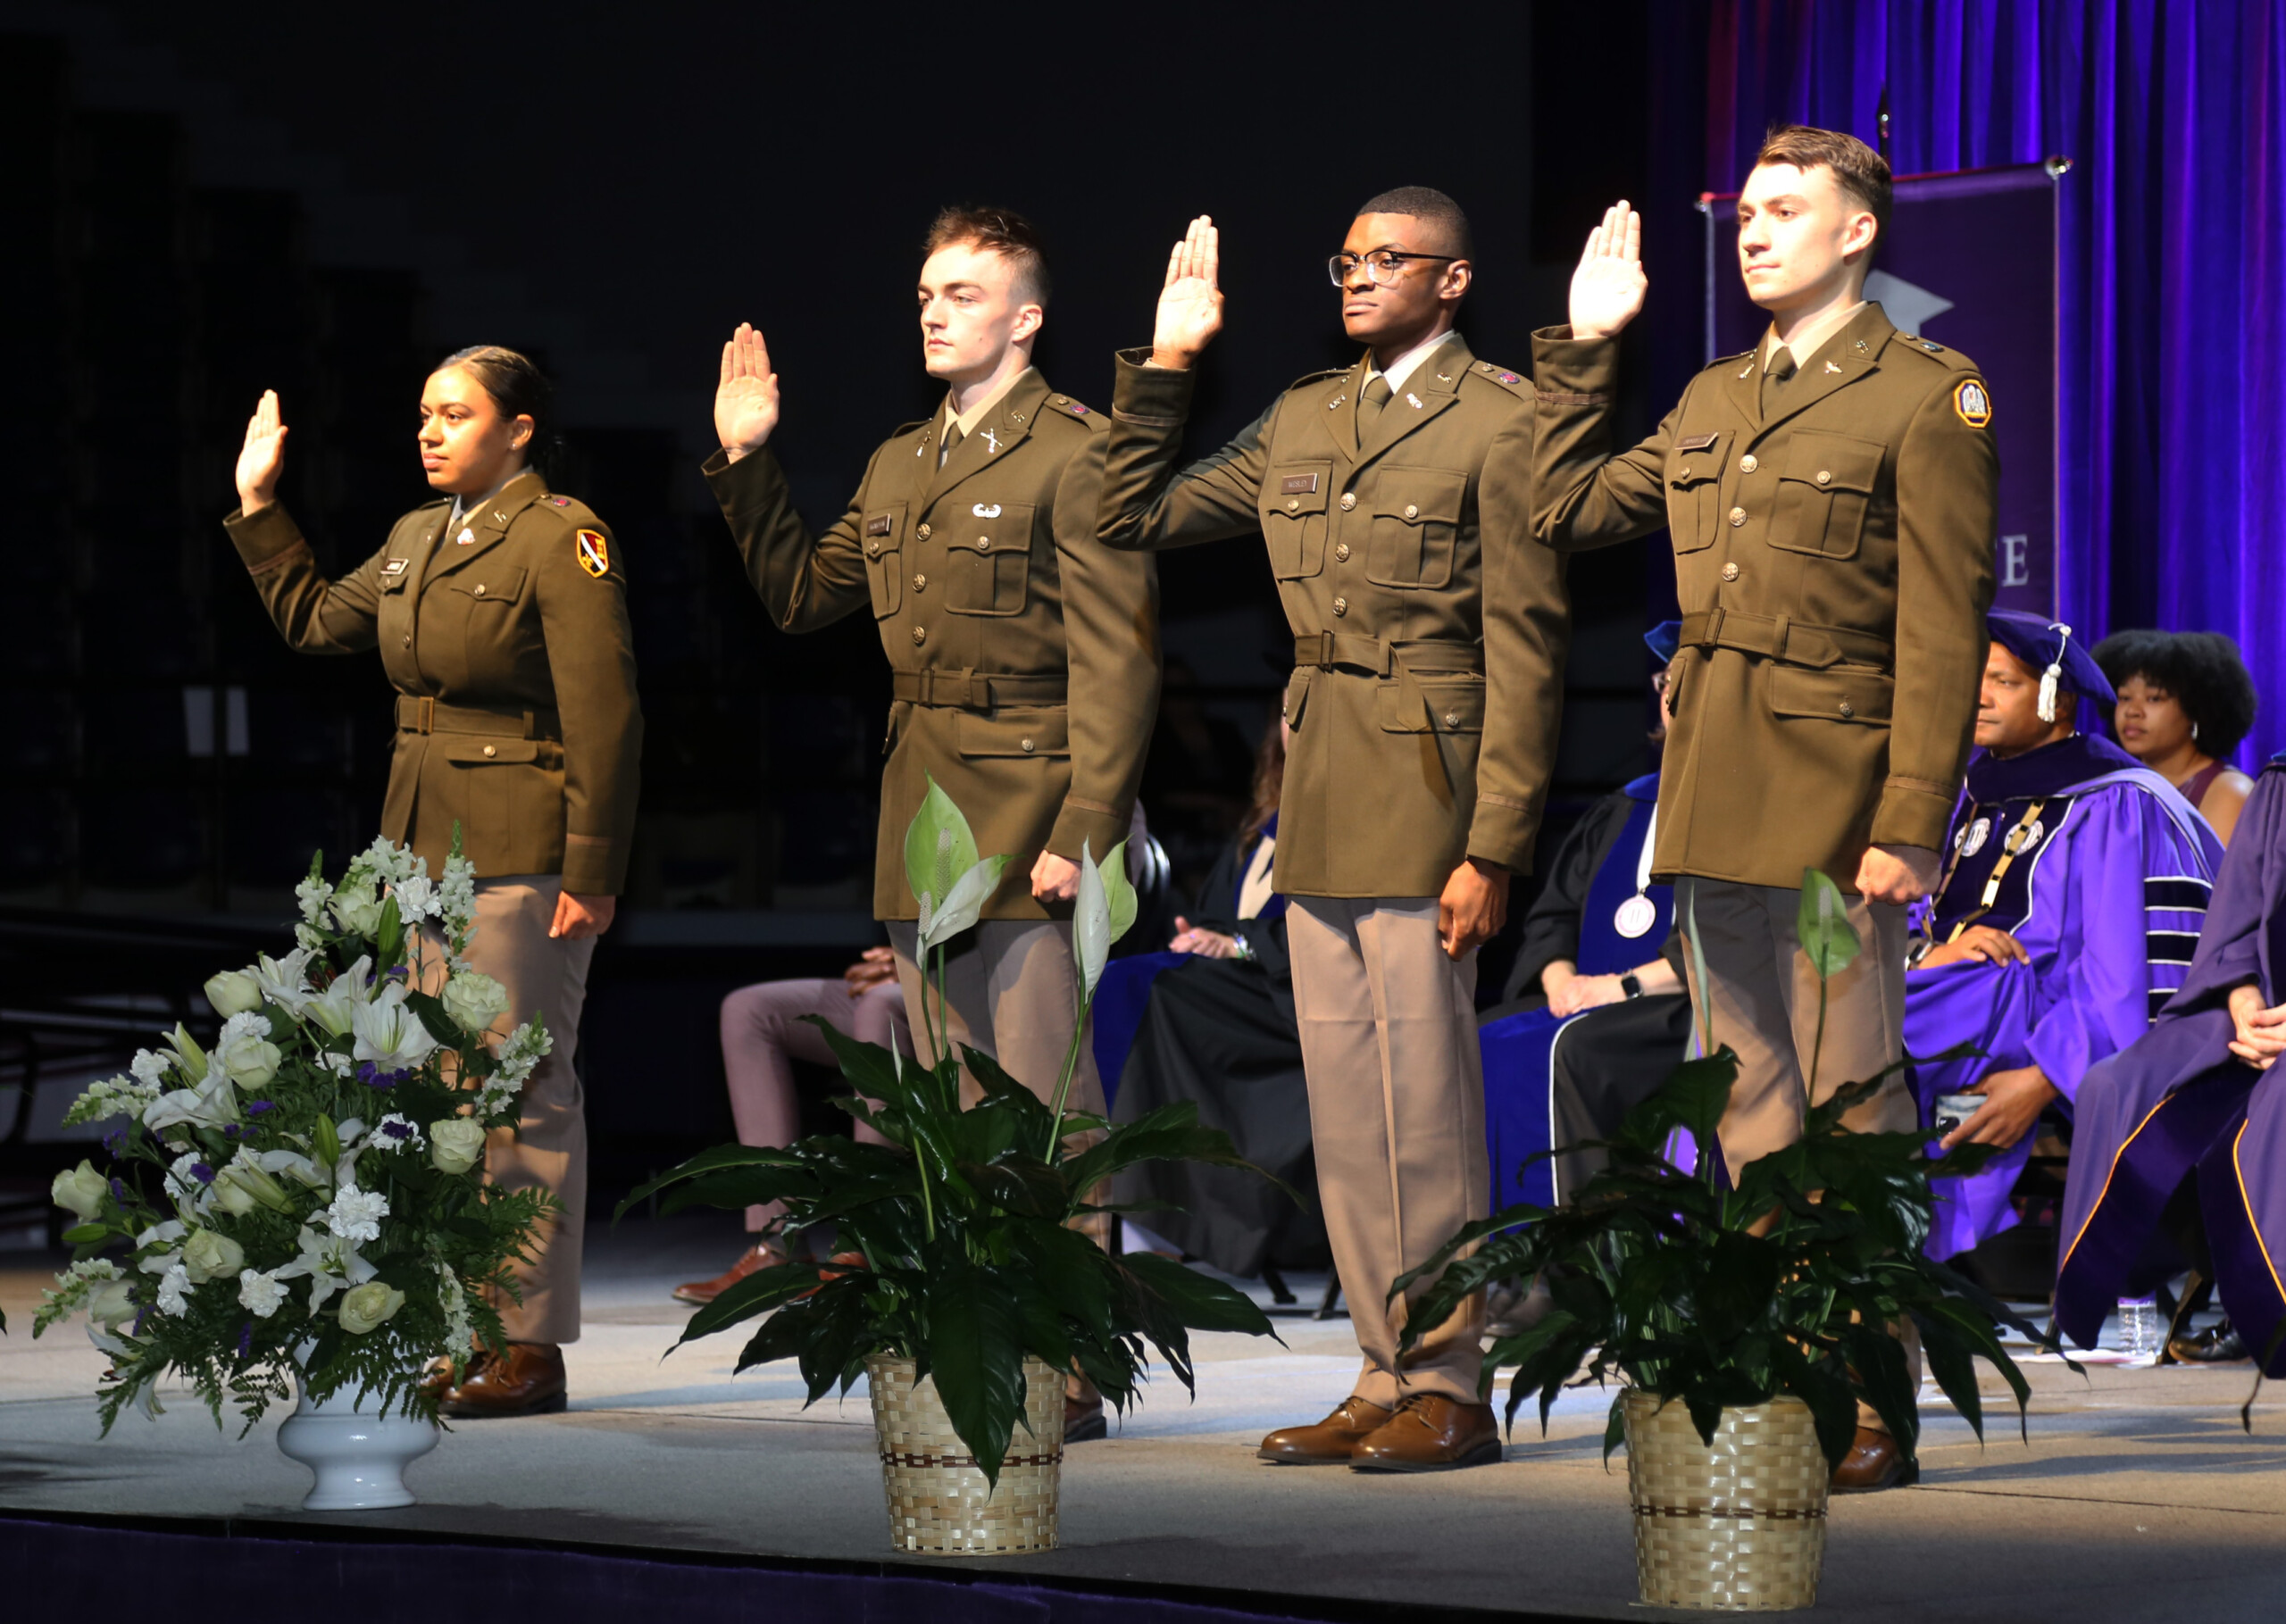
[2093,629,2258,843]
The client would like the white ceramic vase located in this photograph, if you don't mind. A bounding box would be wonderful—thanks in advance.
[276,1364,440,1512]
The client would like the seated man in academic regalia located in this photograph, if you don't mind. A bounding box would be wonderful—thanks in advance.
[1908,613,2223,1262]
[2057,746,2286,1372]
[1478,622,1693,1212]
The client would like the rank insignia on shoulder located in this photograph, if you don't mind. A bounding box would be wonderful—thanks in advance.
[576,529,611,578]
[550,496,571,506]
[380,558,408,576]
[1953,378,1993,428]
[1497,371,1522,385]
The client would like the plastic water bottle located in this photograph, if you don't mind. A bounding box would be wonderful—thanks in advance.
[2116,1295,2164,1361]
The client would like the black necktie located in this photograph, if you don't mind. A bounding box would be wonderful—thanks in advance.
[1759,348,1798,418]
[1357,374,1393,429]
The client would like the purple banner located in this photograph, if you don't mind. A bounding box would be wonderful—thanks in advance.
[1701,162,2065,617]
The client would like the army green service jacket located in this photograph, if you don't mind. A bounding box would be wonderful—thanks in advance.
[1099,335,1570,899]
[224,469,645,895]
[1531,302,1998,890]
[705,368,1159,922]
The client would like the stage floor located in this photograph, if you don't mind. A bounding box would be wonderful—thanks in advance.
[5,1215,2285,1620]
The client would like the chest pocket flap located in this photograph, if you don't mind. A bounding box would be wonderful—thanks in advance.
[946,501,1035,616]
[1770,430,1885,559]
[1367,468,1466,589]
[1263,461,1331,580]
[447,565,528,604]
[862,504,905,619]
[1664,430,1730,554]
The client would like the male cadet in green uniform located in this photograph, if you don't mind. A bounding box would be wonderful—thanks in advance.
[705,208,1157,1441]
[1100,189,1569,1471]
[1531,127,1998,1491]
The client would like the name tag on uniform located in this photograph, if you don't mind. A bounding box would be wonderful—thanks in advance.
[865,515,893,537]
[1280,473,1320,495]
[1675,434,1720,452]
[380,558,409,576]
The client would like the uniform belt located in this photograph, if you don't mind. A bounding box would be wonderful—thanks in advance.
[396,695,563,739]
[1291,633,1485,676]
[889,670,1069,709]
[1678,609,1893,670]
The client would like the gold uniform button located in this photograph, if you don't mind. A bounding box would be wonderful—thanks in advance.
[1332,596,1349,617]
[1286,497,1300,512]
[866,541,881,558]
[400,635,412,648]
[1728,506,1748,527]
[473,583,487,597]
[912,626,927,645]
[975,537,990,552]
[1021,737,1037,754]
[913,574,927,592]
[1444,712,1461,728]
[1815,470,1832,486]
[1740,454,1759,473]
[1403,504,1419,520]
[1334,543,1352,562]
[1721,562,1740,581]
[1839,700,1856,718]
[1339,492,1357,511]
[481,745,496,758]
[916,522,931,540]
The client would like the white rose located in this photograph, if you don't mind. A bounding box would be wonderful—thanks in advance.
[337,1281,406,1335]
[216,1029,281,1089]
[51,1161,108,1221]
[180,1228,246,1285]
[211,1176,259,1217]
[429,1118,489,1176]
[331,878,385,938]
[88,1279,138,1327]
[204,970,263,1017]
[439,971,510,1036]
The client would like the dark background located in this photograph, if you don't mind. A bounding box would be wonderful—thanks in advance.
[0,0,1689,1204]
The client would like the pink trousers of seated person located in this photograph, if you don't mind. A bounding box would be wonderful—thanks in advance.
[720,978,908,1232]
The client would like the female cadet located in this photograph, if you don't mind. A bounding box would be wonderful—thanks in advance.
[223,347,642,1417]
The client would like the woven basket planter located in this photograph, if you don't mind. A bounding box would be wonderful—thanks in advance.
[1622,1389,1829,1611]
[865,1353,1064,1555]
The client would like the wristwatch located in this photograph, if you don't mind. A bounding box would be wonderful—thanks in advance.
[1620,972,1644,1001]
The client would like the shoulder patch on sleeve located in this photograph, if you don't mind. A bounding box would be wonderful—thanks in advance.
[576,528,611,578]
[1952,377,1993,429]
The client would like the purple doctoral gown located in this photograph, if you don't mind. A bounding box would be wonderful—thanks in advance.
[2055,756,2286,1373]
[1905,736,2223,1259]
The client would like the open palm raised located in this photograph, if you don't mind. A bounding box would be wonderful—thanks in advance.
[1152,214,1225,369]
[715,322,783,457]
[236,389,289,513]
[1570,200,1648,341]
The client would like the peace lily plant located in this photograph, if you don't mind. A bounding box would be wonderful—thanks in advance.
[34,835,554,1431]
[1395,868,2060,1469]
[627,779,1281,1483]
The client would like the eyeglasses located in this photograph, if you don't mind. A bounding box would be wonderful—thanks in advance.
[1326,250,1458,287]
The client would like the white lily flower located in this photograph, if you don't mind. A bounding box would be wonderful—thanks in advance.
[272,1224,378,1313]
[304,956,375,1038]
[139,1060,239,1137]
[251,946,317,1013]
[254,1145,330,1187]
[352,981,439,1075]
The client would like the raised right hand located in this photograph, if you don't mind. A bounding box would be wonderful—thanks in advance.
[236,389,288,513]
[1569,201,1648,340]
[715,323,782,460]
[1151,215,1223,370]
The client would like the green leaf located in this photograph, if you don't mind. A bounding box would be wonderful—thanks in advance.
[61,1223,109,1246]
[1797,866,1860,980]
[1119,1253,1279,1337]
[1698,1228,1783,1340]
[613,1144,804,1221]
[925,1253,1030,1487]
[674,1262,835,1345]
[314,1115,342,1170]
[405,989,463,1046]
[1844,1321,1919,1458]
[903,775,980,908]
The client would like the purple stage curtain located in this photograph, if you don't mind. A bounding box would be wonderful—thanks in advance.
[1688,0,2286,763]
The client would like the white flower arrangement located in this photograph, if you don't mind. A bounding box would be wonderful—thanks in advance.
[35,833,553,1432]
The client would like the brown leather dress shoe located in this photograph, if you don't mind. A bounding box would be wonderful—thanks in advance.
[1830,1425,1918,1493]
[672,1241,787,1305]
[1350,1393,1504,1472]
[1257,1395,1397,1464]
[440,1342,568,1418]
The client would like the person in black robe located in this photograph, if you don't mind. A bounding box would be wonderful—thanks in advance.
[1101,720,1327,1279]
